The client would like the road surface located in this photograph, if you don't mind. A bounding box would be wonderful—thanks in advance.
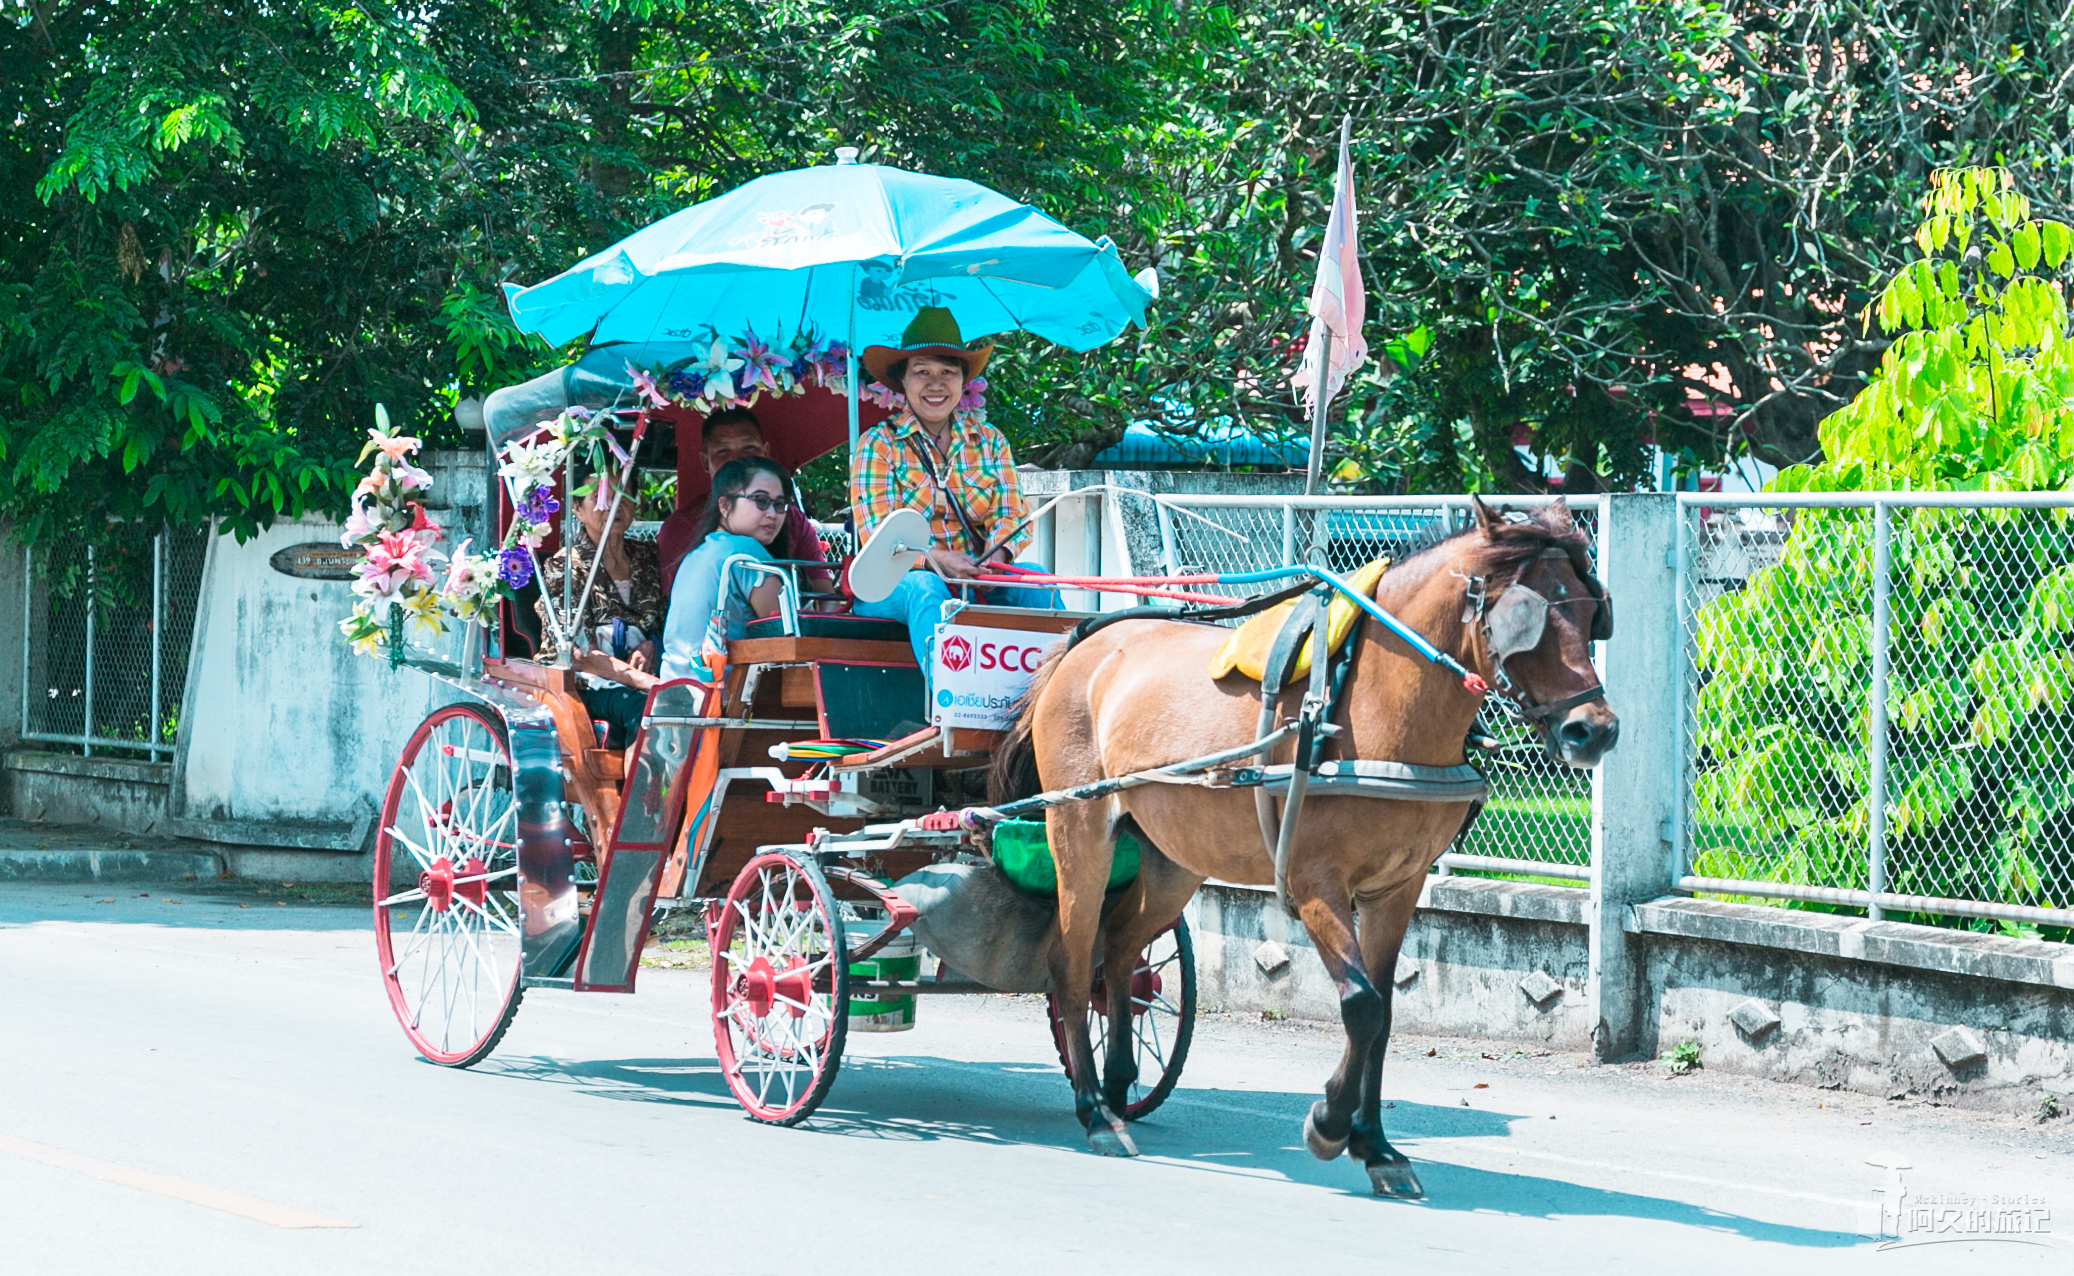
[1,883,2066,1273]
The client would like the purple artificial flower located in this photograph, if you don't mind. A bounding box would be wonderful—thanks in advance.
[497,546,535,589]
[517,487,560,524]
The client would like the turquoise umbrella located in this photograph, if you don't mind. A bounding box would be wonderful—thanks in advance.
[503,152,1154,363]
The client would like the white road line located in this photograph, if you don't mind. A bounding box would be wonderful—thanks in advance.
[0,1133,358,1229]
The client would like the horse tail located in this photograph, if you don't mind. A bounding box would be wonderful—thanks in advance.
[987,645,1068,804]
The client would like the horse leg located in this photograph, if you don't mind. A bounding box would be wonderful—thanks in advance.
[1095,835,1202,1118]
[1347,881,1423,1199]
[1046,801,1136,1157]
[1288,870,1385,1167]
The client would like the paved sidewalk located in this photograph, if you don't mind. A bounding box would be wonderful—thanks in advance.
[0,820,222,882]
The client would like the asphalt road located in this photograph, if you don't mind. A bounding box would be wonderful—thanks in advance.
[2,882,2069,1274]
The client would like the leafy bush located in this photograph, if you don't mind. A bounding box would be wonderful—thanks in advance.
[1693,169,2074,922]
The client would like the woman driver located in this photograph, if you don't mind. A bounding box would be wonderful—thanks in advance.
[849,307,1054,669]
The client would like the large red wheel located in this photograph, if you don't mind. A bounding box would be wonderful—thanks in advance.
[710,851,849,1125]
[1049,918,1196,1120]
[373,702,525,1067]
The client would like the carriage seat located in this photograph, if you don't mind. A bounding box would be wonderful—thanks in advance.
[741,614,910,644]
[1207,558,1390,683]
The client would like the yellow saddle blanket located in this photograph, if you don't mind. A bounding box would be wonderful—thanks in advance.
[1207,559,1390,682]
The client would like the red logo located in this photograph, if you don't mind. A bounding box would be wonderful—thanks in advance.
[940,635,973,672]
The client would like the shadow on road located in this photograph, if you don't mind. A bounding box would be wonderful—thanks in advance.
[476,1051,1857,1248]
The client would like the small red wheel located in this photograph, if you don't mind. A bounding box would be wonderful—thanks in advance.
[710,850,849,1125]
[373,703,525,1067]
[1049,918,1197,1120]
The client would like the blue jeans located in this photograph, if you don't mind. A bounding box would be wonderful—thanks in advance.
[853,566,1062,672]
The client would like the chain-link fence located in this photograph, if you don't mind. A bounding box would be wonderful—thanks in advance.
[22,525,209,758]
[1680,492,2074,930]
[1152,495,1605,886]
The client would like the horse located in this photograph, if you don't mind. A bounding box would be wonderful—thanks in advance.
[988,499,1619,1196]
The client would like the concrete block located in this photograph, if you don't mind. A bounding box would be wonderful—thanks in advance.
[1519,970,1562,1007]
[1931,1026,1988,1071]
[1393,955,1420,989]
[0,848,222,882]
[1727,999,1781,1040]
[1251,941,1290,977]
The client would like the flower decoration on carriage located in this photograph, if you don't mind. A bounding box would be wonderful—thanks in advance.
[340,407,462,658]
[630,327,855,415]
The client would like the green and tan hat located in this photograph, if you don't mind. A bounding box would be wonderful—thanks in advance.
[861,307,994,385]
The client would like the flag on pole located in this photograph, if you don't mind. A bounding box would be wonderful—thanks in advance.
[1294,117,1367,414]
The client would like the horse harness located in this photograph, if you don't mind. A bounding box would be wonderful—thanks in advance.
[964,546,1610,916]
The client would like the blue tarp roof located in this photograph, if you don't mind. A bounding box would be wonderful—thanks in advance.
[1089,423,1307,467]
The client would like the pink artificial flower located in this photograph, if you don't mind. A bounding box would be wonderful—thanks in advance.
[367,427,423,462]
[443,540,485,594]
[393,461,434,492]
[407,502,443,545]
[958,376,989,412]
[365,530,435,588]
[353,470,386,500]
[625,364,670,409]
[340,503,378,547]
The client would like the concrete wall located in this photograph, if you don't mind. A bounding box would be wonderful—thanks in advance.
[165,449,489,879]
[4,752,169,832]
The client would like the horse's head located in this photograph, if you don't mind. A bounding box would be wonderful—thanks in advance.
[1457,500,1620,768]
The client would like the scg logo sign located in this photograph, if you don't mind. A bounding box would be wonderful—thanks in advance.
[977,641,1047,673]
[939,636,973,672]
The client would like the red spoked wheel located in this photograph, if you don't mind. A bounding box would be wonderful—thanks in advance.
[372,703,525,1068]
[710,851,849,1126]
[1049,918,1196,1120]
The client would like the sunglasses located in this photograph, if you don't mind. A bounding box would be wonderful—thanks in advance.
[725,490,792,515]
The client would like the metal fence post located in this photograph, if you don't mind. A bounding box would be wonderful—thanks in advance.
[81,544,94,757]
[1867,502,1892,920]
[1155,502,1179,576]
[151,531,164,756]
[1280,503,1296,568]
[19,545,30,744]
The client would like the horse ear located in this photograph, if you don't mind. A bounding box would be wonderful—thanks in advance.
[1470,495,1498,533]
[1538,500,1577,532]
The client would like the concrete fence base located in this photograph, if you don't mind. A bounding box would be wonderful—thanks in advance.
[1189,877,2074,1111]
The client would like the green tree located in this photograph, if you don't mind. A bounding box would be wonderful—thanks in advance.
[1694,168,2074,928]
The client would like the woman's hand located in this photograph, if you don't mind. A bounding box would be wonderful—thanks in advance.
[926,547,983,579]
[574,647,658,692]
[626,640,656,674]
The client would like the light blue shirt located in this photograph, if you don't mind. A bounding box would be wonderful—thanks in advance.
[660,532,774,680]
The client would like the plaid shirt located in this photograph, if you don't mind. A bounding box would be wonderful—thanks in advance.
[850,409,1031,559]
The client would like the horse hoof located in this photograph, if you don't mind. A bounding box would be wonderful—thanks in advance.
[1088,1118,1139,1158]
[1303,1108,1348,1161]
[1367,1159,1424,1200]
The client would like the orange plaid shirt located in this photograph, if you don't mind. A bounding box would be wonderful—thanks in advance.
[850,409,1032,559]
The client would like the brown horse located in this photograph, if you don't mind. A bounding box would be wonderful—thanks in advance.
[989,500,1618,1196]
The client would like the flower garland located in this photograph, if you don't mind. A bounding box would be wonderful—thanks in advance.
[627,326,989,416]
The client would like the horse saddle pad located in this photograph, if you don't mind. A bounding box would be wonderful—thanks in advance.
[1207,558,1390,682]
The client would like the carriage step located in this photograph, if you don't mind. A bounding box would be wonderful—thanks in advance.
[849,977,996,995]
[522,976,575,990]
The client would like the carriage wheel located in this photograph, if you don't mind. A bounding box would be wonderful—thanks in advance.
[372,703,525,1068]
[1048,918,1196,1120]
[710,851,849,1126]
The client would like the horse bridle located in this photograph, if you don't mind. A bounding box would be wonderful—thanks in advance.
[1465,546,1612,732]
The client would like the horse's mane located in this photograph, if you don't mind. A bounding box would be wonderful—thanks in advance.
[1394,504,1592,586]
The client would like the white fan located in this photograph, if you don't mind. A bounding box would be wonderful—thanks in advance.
[847,508,930,603]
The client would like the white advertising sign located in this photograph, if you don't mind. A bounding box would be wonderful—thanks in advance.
[930,624,1061,729]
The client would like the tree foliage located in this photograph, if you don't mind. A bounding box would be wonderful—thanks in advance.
[12,0,2074,546]
[1695,169,2074,927]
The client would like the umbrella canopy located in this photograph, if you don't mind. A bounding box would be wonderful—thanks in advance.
[502,155,1153,355]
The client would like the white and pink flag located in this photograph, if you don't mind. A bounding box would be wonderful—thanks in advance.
[1294,117,1367,413]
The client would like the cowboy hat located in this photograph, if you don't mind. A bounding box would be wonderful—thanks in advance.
[861,307,993,384]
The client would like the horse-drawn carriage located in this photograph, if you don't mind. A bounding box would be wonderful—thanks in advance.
[369,407,1195,1125]
[361,156,1619,1194]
